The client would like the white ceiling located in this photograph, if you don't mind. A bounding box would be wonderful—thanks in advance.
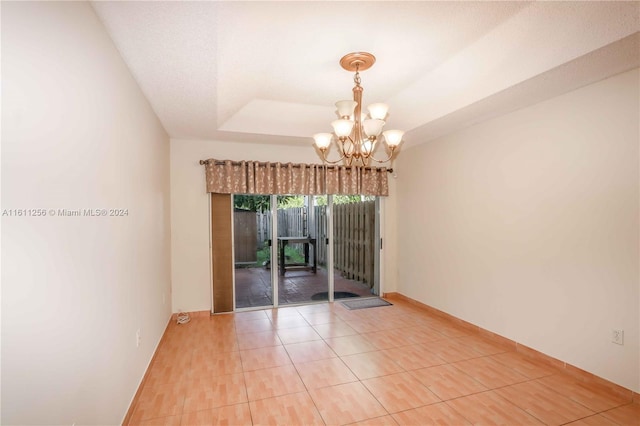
[92,1,639,150]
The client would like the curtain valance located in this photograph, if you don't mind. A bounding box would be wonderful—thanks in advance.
[201,159,389,196]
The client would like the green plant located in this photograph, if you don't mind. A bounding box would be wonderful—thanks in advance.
[256,246,270,265]
[255,245,305,266]
[234,195,301,212]
[314,195,374,206]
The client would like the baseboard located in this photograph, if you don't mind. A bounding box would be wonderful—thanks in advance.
[121,314,173,426]
[383,292,636,401]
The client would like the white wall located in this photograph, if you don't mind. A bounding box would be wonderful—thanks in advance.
[170,138,399,311]
[396,69,639,392]
[2,2,171,424]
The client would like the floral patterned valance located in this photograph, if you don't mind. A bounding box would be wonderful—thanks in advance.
[201,159,389,196]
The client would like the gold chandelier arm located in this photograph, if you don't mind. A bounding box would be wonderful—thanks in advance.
[366,146,398,165]
[318,148,347,165]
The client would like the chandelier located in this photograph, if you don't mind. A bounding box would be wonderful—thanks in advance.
[313,52,404,167]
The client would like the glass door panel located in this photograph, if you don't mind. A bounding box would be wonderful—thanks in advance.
[233,195,273,309]
[277,195,329,305]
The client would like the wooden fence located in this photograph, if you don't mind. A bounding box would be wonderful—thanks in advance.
[256,201,376,287]
[256,207,307,246]
[234,210,257,262]
[332,201,376,286]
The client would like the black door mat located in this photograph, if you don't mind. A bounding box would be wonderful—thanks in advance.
[311,291,360,301]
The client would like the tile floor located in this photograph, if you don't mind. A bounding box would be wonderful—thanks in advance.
[129,298,638,426]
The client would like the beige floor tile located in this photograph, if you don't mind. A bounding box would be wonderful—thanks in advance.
[382,344,447,370]
[403,326,448,344]
[313,321,358,339]
[490,351,556,379]
[429,322,470,338]
[310,382,388,425]
[537,375,632,412]
[249,391,325,426]
[208,313,236,327]
[422,339,484,363]
[188,349,243,379]
[564,414,618,426]
[362,372,441,413]
[301,311,342,325]
[182,373,247,414]
[392,402,472,426]
[269,314,311,330]
[454,335,512,356]
[341,351,405,380]
[145,358,191,387]
[285,339,337,364]
[452,356,529,389]
[244,364,306,401]
[410,364,487,400]
[348,319,381,334]
[179,403,252,425]
[235,318,274,335]
[600,402,640,424]
[325,335,377,356]
[333,309,360,322]
[265,307,302,320]
[348,415,399,425]
[133,414,182,426]
[234,310,269,322]
[494,380,595,425]
[446,391,544,425]
[361,330,416,350]
[153,346,193,367]
[277,325,322,344]
[128,300,635,426]
[296,303,333,314]
[375,316,410,331]
[197,333,239,353]
[236,330,282,351]
[131,382,186,423]
[240,345,292,372]
[295,357,358,389]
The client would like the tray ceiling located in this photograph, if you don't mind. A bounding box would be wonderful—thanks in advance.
[92,1,639,148]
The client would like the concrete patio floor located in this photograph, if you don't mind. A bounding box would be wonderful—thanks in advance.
[234,266,374,309]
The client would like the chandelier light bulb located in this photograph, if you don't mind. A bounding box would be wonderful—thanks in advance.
[331,119,354,137]
[367,103,389,120]
[383,129,404,147]
[313,133,333,149]
[335,100,358,118]
[363,119,385,137]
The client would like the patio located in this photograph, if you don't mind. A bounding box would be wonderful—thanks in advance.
[234,266,374,309]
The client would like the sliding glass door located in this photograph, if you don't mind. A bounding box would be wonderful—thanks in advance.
[230,193,379,310]
[233,195,273,309]
[276,195,329,305]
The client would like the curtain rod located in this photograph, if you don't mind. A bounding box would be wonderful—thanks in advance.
[199,159,393,173]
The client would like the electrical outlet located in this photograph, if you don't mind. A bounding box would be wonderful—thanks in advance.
[612,329,624,345]
[136,329,141,347]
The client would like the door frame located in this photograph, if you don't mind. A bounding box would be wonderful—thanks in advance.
[211,193,386,312]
